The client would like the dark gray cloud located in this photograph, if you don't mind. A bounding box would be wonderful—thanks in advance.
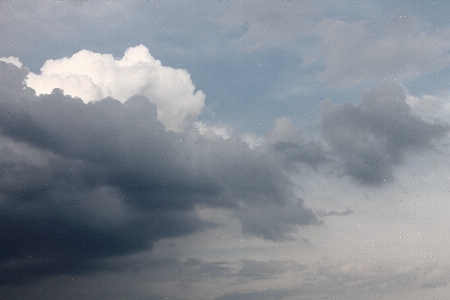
[239,200,320,241]
[0,62,318,284]
[272,141,329,169]
[315,208,354,217]
[267,117,329,170]
[320,84,449,185]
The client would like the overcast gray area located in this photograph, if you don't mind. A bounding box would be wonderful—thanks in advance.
[2,1,450,300]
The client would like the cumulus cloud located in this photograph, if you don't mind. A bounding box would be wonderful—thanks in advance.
[405,92,450,122]
[194,121,232,140]
[266,117,302,144]
[304,17,450,87]
[320,84,449,185]
[26,45,205,132]
[0,56,22,68]
[0,60,31,98]
[0,62,318,284]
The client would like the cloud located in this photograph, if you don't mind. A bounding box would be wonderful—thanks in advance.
[0,62,318,284]
[0,61,34,100]
[239,200,320,241]
[267,117,329,169]
[220,2,321,52]
[215,261,450,300]
[220,3,450,87]
[0,56,22,68]
[194,121,232,139]
[266,117,302,144]
[406,92,450,122]
[320,84,449,185]
[215,288,287,300]
[304,17,450,87]
[26,45,205,132]
[315,208,353,217]
[238,260,306,281]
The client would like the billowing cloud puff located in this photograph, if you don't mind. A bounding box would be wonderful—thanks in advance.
[26,45,205,132]
[0,56,22,68]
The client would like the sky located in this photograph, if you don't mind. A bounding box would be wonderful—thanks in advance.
[2,0,450,299]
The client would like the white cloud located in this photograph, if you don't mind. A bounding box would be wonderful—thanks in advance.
[240,133,264,149]
[0,56,22,68]
[406,91,450,123]
[194,121,264,149]
[26,45,205,132]
[194,121,232,139]
[266,117,302,144]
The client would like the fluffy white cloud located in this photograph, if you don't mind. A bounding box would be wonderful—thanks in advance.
[405,91,450,123]
[0,56,22,68]
[26,45,205,132]
[194,121,264,149]
[194,121,232,139]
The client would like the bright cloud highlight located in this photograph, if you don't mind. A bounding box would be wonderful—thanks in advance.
[26,45,205,132]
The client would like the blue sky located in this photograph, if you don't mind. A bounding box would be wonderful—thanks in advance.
[2,1,450,299]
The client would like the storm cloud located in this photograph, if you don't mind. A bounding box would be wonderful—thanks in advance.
[267,117,329,171]
[320,84,449,185]
[0,61,318,284]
